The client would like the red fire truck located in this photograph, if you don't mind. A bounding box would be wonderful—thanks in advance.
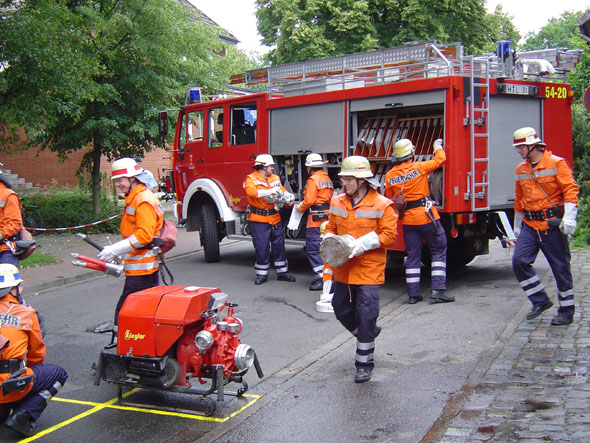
[159,41,579,266]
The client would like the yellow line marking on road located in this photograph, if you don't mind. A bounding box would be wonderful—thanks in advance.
[17,390,261,441]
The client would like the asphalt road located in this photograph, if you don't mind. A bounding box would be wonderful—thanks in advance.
[0,239,549,442]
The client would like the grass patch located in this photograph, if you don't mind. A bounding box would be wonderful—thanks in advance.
[18,251,59,269]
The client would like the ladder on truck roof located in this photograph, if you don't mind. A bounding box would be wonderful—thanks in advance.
[229,41,581,99]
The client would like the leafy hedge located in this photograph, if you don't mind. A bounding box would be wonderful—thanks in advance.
[571,196,590,248]
[21,186,121,234]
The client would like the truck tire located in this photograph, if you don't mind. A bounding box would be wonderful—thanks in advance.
[200,204,220,263]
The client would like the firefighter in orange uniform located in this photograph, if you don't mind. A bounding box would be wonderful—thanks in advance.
[384,138,454,305]
[323,156,397,383]
[511,127,579,326]
[295,153,334,291]
[0,264,68,437]
[0,171,24,267]
[244,154,296,285]
[98,158,164,324]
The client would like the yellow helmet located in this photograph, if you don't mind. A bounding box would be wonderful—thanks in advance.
[393,139,415,160]
[305,153,327,167]
[338,156,373,178]
[0,264,23,297]
[253,154,275,168]
[512,127,546,147]
[111,158,142,180]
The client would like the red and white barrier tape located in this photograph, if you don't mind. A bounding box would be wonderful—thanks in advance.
[26,213,122,232]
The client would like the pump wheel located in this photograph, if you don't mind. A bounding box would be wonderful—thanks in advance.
[196,397,216,416]
[200,204,220,263]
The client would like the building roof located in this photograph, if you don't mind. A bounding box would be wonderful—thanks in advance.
[183,0,239,46]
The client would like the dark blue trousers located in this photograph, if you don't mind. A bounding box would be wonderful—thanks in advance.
[5,364,68,421]
[114,272,159,324]
[403,220,447,298]
[305,227,323,279]
[250,221,288,278]
[0,250,19,266]
[512,224,574,317]
[332,282,380,369]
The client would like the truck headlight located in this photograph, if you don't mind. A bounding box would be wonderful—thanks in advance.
[195,330,214,351]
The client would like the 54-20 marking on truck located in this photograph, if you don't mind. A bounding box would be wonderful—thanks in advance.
[545,85,568,99]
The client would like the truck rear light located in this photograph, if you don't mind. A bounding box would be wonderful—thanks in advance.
[450,228,459,238]
[456,213,476,225]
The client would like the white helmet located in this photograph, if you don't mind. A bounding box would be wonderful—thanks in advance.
[111,158,142,180]
[338,156,373,178]
[253,154,275,168]
[512,127,546,147]
[393,139,415,161]
[0,264,23,297]
[305,153,327,167]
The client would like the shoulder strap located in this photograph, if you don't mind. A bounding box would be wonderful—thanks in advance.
[529,164,559,210]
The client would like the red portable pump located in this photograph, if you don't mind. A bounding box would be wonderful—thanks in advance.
[93,285,263,415]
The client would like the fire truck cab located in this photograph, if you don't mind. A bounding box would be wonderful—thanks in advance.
[162,41,579,266]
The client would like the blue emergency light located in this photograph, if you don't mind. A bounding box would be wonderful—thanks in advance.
[497,41,511,62]
[186,87,202,105]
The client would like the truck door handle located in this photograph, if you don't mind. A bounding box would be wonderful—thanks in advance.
[197,158,205,163]
[249,155,256,159]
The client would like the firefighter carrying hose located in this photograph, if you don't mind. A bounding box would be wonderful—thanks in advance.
[322,156,397,383]
[511,127,579,326]
[384,138,454,305]
[244,154,296,285]
[294,153,334,291]
[98,158,164,325]
[0,264,68,437]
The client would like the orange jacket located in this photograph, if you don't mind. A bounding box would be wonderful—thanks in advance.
[120,184,164,277]
[384,149,445,225]
[298,170,334,228]
[243,170,287,225]
[515,150,579,231]
[325,188,398,285]
[0,294,45,403]
[0,184,23,253]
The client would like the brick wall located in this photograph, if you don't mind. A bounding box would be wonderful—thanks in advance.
[2,143,172,189]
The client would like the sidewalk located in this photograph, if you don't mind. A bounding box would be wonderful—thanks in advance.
[435,247,590,442]
[20,226,198,295]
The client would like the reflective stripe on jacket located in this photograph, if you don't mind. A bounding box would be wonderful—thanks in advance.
[0,184,23,252]
[514,150,579,231]
[0,295,45,403]
[120,184,164,276]
[298,170,334,228]
[384,149,445,225]
[325,188,398,285]
[244,171,286,224]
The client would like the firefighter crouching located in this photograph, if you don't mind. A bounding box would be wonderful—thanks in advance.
[511,127,579,326]
[322,156,398,383]
[0,264,68,437]
[384,138,454,305]
[295,153,334,291]
[244,154,296,285]
[98,158,164,325]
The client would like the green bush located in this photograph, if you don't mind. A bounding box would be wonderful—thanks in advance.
[571,196,590,248]
[21,185,121,234]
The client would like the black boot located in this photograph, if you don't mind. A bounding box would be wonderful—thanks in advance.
[309,278,323,291]
[5,409,37,437]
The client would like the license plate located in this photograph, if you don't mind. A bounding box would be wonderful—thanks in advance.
[499,84,533,95]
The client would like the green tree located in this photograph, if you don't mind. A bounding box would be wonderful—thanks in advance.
[0,0,251,213]
[256,0,504,65]
[481,5,521,53]
[521,10,583,50]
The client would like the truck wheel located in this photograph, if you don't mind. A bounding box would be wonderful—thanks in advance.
[200,204,220,263]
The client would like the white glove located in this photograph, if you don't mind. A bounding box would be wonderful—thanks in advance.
[349,231,380,258]
[321,232,336,242]
[98,239,134,262]
[320,280,334,303]
[433,139,444,151]
[258,187,279,198]
[559,202,577,235]
[513,211,523,237]
[283,191,295,204]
